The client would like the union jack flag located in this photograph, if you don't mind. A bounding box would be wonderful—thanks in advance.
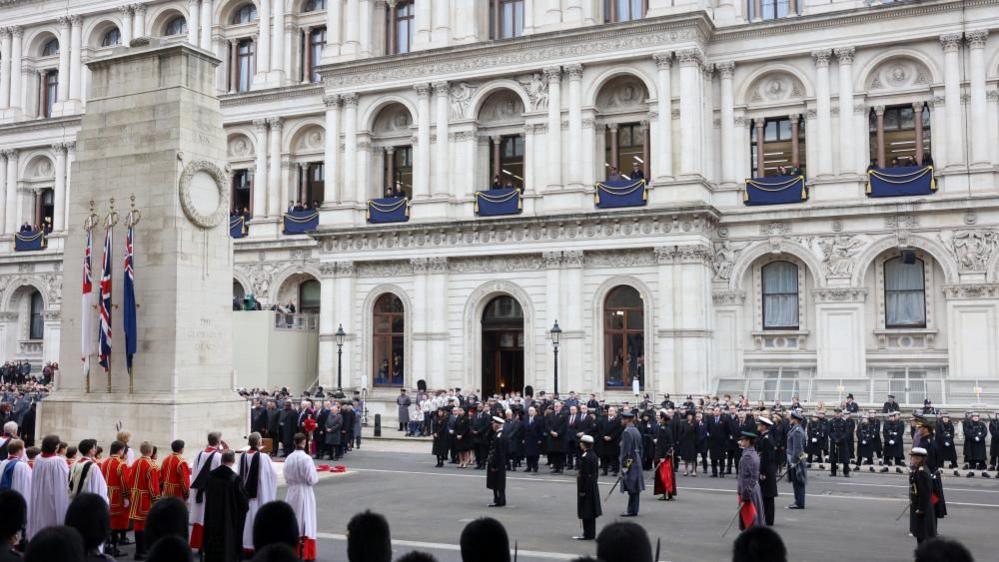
[123,223,137,373]
[81,228,96,374]
[98,220,113,372]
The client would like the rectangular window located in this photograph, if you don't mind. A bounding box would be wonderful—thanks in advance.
[490,0,524,39]
[43,71,58,118]
[884,257,926,328]
[231,169,253,214]
[762,261,799,330]
[237,39,255,93]
[605,0,646,22]
[388,1,415,54]
[307,28,326,82]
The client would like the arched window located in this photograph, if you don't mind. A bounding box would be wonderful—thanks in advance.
[42,38,60,56]
[299,279,320,314]
[29,290,44,340]
[165,16,188,36]
[232,3,258,24]
[101,28,122,47]
[604,0,647,22]
[303,0,326,12]
[761,261,798,329]
[884,257,926,328]
[373,294,404,386]
[604,286,644,390]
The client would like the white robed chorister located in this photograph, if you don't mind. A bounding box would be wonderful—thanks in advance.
[0,451,32,517]
[239,446,278,551]
[283,449,319,561]
[69,456,109,503]
[27,453,70,539]
[188,446,223,550]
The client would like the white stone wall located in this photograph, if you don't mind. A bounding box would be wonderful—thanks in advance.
[1,0,999,405]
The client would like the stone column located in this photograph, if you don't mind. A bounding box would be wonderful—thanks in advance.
[835,47,854,175]
[544,65,562,188]
[490,136,501,178]
[701,63,714,182]
[754,118,765,176]
[940,33,963,167]
[120,6,133,45]
[323,95,341,204]
[411,258,428,384]
[252,119,268,216]
[543,251,562,391]
[188,0,201,46]
[69,16,83,102]
[677,47,703,177]
[812,49,832,176]
[929,96,947,168]
[199,1,212,48]
[65,142,75,229]
[581,115,595,186]
[271,0,286,79]
[414,83,431,198]
[718,61,735,185]
[267,117,283,215]
[789,114,800,168]
[565,63,583,187]
[562,250,584,391]
[653,52,672,182]
[429,257,449,388]
[734,114,749,180]
[343,0,359,55]
[543,0,562,25]
[415,0,432,47]
[52,143,67,231]
[804,110,817,179]
[913,102,924,166]
[432,81,450,196]
[433,0,450,45]
[607,125,619,169]
[3,149,16,234]
[874,105,885,168]
[343,94,359,202]
[356,135,371,201]
[326,0,343,58]
[8,27,21,113]
[317,264,336,389]
[57,17,71,102]
[523,0,535,34]
[257,0,272,78]
[967,30,989,166]
[0,151,7,234]
[0,29,11,109]
[133,4,147,38]
[358,0,374,57]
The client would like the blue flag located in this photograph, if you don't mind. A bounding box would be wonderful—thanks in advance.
[123,223,137,372]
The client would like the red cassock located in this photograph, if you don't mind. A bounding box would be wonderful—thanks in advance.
[127,456,161,531]
[653,457,677,496]
[101,456,131,531]
[160,453,191,500]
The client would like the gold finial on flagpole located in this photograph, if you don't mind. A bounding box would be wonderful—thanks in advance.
[126,193,141,227]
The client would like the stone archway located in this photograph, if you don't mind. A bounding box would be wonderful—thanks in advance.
[480,295,525,397]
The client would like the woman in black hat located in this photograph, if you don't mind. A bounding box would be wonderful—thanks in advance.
[737,431,765,530]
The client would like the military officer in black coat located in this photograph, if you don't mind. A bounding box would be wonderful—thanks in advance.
[487,416,509,507]
[935,412,958,473]
[881,411,905,473]
[756,417,778,526]
[828,410,851,477]
[856,414,878,470]
[908,447,937,545]
[964,412,989,477]
[573,435,601,540]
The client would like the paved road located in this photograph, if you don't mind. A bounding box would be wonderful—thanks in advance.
[307,446,998,562]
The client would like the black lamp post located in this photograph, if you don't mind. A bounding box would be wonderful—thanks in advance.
[335,324,346,398]
[550,320,562,397]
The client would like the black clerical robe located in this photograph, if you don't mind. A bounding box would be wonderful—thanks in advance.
[203,465,250,562]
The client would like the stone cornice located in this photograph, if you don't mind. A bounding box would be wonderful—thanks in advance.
[942,283,999,300]
[0,115,82,136]
[313,206,720,255]
[318,13,713,92]
[220,83,324,108]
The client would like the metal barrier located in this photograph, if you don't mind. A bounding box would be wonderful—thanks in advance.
[273,313,319,331]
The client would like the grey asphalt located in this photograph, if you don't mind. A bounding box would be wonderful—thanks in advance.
[307,447,999,562]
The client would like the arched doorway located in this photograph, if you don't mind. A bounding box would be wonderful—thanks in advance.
[481,295,524,397]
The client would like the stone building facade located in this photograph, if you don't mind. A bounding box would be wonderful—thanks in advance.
[1,0,999,406]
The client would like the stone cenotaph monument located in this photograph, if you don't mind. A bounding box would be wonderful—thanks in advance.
[39,40,247,449]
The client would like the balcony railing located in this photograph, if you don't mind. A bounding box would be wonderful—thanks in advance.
[273,313,318,331]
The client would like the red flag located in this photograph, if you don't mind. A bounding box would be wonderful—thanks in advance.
[654,457,676,495]
[739,500,758,529]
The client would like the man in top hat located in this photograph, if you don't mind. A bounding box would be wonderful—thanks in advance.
[574,434,601,540]
[882,411,906,473]
[785,411,807,510]
[908,447,937,545]
[486,416,508,507]
[618,411,645,517]
[755,417,777,525]
[828,410,851,477]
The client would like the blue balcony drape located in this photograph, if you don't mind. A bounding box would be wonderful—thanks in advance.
[867,165,935,198]
[743,175,807,206]
[283,209,319,234]
[594,179,647,209]
[367,197,409,224]
[475,188,522,217]
[14,230,45,252]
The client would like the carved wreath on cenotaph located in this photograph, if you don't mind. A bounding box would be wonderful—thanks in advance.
[178,159,229,229]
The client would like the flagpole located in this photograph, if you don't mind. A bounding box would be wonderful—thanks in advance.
[125,194,141,395]
[104,199,119,393]
[83,201,98,394]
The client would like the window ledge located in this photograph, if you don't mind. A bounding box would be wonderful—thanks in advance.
[752,330,809,351]
[874,329,937,350]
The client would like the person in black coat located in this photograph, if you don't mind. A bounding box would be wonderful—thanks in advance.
[547,403,569,474]
[678,412,698,476]
[908,447,937,545]
[472,408,492,469]
[315,403,331,459]
[454,409,474,468]
[574,435,601,540]
[341,402,356,455]
[521,406,544,473]
[202,451,250,562]
[828,410,851,477]
[486,417,508,507]
[756,418,778,526]
[277,402,298,457]
[431,408,450,467]
[706,407,729,478]
[504,411,523,471]
[597,407,622,476]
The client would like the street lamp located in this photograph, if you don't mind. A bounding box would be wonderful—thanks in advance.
[335,324,346,398]
[550,320,562,397]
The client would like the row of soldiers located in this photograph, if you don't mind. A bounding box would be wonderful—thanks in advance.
[804,409,999,477]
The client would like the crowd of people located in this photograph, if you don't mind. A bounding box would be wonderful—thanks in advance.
[0,362,57,387]
[0,422,320,562]
[239,387,366,461]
